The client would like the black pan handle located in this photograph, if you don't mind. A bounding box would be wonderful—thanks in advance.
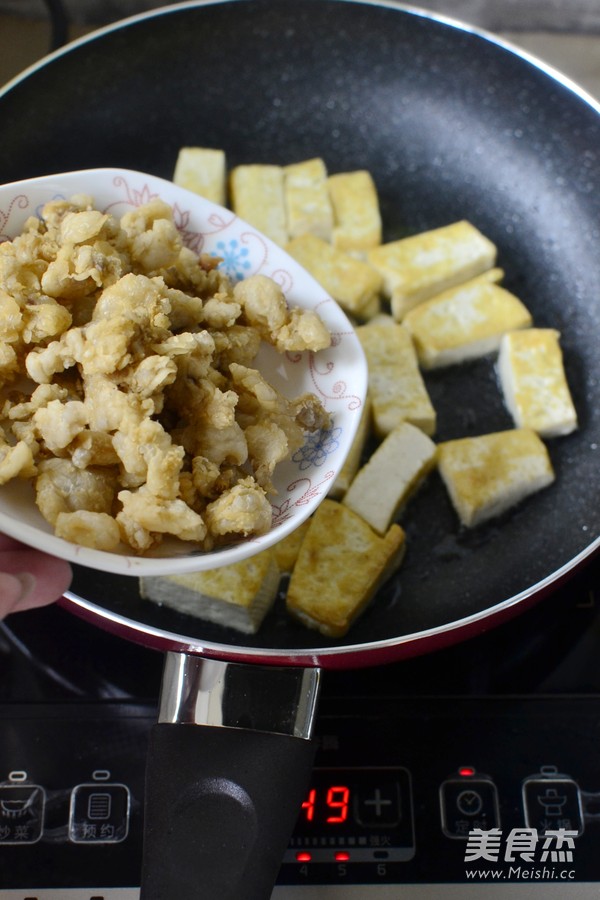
[140,654,321,900]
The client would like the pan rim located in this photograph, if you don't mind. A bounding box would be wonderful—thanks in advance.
[2,0,600,119]
[60,537,600,666]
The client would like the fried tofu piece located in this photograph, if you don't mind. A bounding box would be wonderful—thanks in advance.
[285,233,382,316]
[284,158,334,241]
[356,317,436,437]
[229,164,288,245]
[272,519,311,574]
[368,221,498,320]
[328,395,372,500]
[342,421,437,534]
[437,428,555,528]
[172,147,227,206]
[286,499,406,637]
[139,549,280,634]
[402,274,532,369]
[498,329,578,438]
[328,170,382,254]
[357,292,382,320]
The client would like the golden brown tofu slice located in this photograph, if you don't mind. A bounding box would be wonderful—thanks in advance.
[368,221,497,320]
[356,317,436,437]
[286,499,406,638]
[285,233,383,316]
[284,157,334,240]
[328,170,382,254]
[498,329,578,438]
[437,428,555,527]
[229,164,288,245]
[403,274,532,369]
[272,519,311,574]
[139,549,280,634]
[172,147,227,206]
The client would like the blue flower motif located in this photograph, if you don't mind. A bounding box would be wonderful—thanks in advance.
[292,424,343,471]
[212,239,252,281]
[35,193,67,218]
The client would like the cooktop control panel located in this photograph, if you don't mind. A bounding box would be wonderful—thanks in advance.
[0,696,599,898]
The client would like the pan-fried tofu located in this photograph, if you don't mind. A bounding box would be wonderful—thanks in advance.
[402,274,532,369]
[172,147,227,206]
[498,328,578,438]
[272,519,311,574]
[284,158,334,240]
[368,221,498,320]
[328,395,372,500]
[286,499,406,637]
[139,550,280,634]
[285,233,383,316]
[357,292,382,320]
[356,317,436,437]
[342,421,437,534]
[328,170,382,254]
[437,428,555,528]
[229,164,288,245]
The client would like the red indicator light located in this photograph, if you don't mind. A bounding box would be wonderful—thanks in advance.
[296,852,312,862]
[459,766,476,777]
[335,851,350,861]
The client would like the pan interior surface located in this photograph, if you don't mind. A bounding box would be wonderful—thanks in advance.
[3,0,600,660]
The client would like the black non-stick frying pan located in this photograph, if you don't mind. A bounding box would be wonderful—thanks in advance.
[2,0,600,896]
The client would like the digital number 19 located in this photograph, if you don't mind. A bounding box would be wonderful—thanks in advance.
[301,785,350,824]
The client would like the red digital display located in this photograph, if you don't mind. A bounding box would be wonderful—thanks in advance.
[301,788,317,822]
[326,786,350,823]
[294,768,405,838]
[301,784,351,824]
[287,768,415,866]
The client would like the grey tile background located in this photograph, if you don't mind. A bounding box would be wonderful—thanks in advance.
[1,0,600,29]
[1,1,600,101]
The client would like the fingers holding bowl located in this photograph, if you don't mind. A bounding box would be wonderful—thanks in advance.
[0,536,72,616]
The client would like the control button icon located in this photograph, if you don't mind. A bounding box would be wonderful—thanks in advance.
[355,779,401,827]
[69,771,130,844]
[0,771,45,844]
[440,769,500,839]
[522,766,583,836]
[456,789,483,817]
[538,787,567,817]
[87,791,113,820]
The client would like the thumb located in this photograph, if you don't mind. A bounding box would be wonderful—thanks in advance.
[0,548,72,616]
[0,572,36,617]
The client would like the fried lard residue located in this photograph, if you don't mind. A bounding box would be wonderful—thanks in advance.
[0,195,331,554]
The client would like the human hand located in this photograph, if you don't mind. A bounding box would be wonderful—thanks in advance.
[0,534,72,618]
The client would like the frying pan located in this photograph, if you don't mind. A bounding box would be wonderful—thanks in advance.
[2,0,600,896]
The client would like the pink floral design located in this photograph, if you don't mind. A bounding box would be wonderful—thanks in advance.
[238,229,269,273]
[268,268,294,293]
[271,471,335,526]
[308,350,362,411]
[0,194,29,242]
[109,175,159,210]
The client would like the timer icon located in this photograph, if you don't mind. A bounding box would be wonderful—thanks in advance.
[456,789,483,817]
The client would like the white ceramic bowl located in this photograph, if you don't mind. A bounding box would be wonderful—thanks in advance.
[0,167,367,576]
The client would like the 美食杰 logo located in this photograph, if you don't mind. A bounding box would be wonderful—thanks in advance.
[464,827,577,882]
